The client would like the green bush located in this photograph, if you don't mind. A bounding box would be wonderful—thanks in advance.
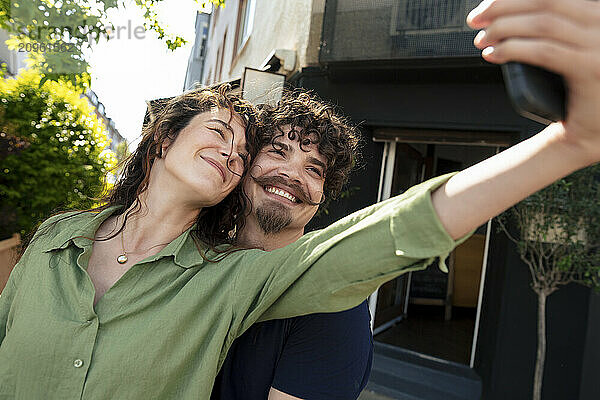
[0,69,116,239]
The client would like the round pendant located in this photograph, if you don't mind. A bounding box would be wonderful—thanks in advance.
[117,254,128,264]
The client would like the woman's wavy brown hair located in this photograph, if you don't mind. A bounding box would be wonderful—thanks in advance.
[23,84,260,259]
[256,88,360,201]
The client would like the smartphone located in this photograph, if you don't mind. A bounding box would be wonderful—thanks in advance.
[501,62,566,125]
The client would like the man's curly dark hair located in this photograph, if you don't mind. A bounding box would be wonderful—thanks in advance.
[256,89,361,200]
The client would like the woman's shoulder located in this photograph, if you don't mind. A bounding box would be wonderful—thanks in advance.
[37,210,95,232]
[31,209,105,247]
[16,209,101,265]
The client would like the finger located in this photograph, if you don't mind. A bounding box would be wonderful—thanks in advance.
[480,38,585,80]
[468,0,600,29]
[474,12,589,49]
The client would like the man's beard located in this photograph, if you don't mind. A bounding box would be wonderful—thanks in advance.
[255,201,292,235]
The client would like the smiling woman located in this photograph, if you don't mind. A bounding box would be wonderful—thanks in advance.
[11,84,260,299]
[103,84,259,251]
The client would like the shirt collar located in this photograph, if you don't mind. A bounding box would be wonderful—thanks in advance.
[146,224,207,269]
[41,206,120,253]
[41,206,206,269]
[173,230,210,269]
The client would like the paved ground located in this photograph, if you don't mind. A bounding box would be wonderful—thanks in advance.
[358,389,396,400]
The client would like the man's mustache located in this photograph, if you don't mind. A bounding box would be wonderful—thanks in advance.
[250,175,324,206]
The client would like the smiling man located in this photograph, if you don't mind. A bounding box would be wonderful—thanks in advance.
[242,128,334,245]
[211,91,372,400]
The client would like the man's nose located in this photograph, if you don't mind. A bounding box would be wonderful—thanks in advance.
[277,163,303,185]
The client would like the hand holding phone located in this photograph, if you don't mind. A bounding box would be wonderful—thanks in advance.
[501,62,566,125]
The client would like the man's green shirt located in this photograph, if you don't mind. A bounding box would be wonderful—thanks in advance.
[0,174,468,399]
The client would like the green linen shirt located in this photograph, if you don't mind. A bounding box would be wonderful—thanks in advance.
[0,173,469,399]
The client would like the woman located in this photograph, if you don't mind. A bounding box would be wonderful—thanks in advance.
[84,86,258,305]
[0,85,263,398]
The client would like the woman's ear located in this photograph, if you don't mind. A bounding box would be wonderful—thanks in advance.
[156,136,172,158]
[161,140,171,157]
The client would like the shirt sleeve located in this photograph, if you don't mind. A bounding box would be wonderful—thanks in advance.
[230,173,472,335]
[271,302,373,400]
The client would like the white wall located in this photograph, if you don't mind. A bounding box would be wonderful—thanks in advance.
[202,0,324,85]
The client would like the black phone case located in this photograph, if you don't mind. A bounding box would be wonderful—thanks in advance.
[501,62,566,125]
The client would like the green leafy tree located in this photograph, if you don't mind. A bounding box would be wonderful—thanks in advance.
[0,0,225,87]
[0,68,116,239]
[497,164,600,400]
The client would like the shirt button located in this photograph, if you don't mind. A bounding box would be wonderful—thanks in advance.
[395,249,405,256]
[73,359,84,368]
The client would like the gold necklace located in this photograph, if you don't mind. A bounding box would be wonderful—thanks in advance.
[116,229,170,265]
[117,229,129,264]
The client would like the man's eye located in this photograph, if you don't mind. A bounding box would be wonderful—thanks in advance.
[308,167,323,177]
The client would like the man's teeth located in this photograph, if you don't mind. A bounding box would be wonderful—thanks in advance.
[265,186,297,202]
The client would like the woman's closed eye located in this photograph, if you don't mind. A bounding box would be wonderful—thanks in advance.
[209,127,226,139]
[269,149,285,157]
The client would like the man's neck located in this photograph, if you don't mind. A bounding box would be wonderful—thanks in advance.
[237,215,305,251]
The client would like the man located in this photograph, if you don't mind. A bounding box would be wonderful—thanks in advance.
[214,0,600,398]
[212,91,373,400]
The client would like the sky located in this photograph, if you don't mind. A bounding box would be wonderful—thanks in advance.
[86,0,211,148]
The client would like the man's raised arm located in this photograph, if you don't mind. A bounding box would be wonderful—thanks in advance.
[432,0,600,240]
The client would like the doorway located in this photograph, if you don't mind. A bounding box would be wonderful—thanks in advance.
[370,128,512,365]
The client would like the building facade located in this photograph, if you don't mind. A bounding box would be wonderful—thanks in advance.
[184,12,212,91]
[192,1,600,399]
[0,29,27,76]
[84,89,126,153]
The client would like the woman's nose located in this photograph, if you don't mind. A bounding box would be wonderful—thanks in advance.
[222,152,244,175]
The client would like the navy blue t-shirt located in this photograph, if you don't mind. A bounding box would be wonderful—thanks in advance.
[211,301,373,400]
